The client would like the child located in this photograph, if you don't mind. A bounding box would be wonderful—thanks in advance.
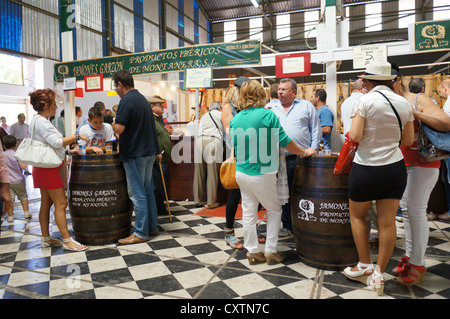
[3,135,31,223]
[78,106,115,154]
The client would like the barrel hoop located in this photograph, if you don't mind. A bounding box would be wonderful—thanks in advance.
[69,180,126,187]
[293,185,348,199]
[296,157,336,168]
[70,164,123,171]
[293,225,354,242]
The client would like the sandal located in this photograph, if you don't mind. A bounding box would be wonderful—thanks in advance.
[224,228,244,249]
[392,256,410,275]
[396,263,426,286]
[367,268,385,296]
[41,236,61,248]
[257,235,266,243]
[62,237,88,252]
[343,262,374,284]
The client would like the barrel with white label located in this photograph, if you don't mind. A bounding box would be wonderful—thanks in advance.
[68,153,132,245]
[291,155,358,270]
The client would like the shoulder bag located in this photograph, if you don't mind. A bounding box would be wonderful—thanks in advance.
[14,116,65,168]
[412,94,450,162]
[220,156,239,189]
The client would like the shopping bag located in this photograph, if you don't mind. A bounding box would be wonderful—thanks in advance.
[333,133,359,175]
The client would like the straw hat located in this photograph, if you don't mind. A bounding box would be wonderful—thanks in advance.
[359,61,397,81]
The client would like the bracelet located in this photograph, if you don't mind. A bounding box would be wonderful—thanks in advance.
[75,133,80,141]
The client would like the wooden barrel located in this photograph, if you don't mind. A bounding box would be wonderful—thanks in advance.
[291,155,358,270]
[68,153,132,245]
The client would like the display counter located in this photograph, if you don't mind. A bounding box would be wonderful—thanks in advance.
[168,135,228,202]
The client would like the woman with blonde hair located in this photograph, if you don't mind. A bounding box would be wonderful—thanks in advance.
[221,85,244,249]
[230,80,315,264]
[28,89,89,251]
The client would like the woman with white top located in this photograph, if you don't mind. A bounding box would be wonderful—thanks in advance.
[342,61,415,296]
[29,89,89,251]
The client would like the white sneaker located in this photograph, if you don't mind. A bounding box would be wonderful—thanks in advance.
[278,228,291,237]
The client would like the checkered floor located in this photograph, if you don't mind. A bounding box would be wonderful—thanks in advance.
[1,198,449,301]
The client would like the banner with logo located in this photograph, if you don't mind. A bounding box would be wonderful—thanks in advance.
[54,40,261,83]
[414,19,450,53]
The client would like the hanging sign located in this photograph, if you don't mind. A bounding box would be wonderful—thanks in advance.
[54,40,261,83]
[84,74,103,92]
[184,67,212,89]
[63,77,76,91]
[275,52,311,78]
[414,19,450,53]
[353,44,387,69]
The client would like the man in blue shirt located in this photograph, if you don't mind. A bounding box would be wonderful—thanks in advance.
[266,78,321,236]
[311,88,334,149]
[112,70,162,244]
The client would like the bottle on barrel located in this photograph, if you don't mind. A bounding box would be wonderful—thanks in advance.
[318,140,324,155]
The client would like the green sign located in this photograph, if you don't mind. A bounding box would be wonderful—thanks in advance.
[54,40,261,82]
[60,0,74,33]
[414,19,450,52]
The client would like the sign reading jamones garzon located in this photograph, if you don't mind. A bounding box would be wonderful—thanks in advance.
[54,40,261,82]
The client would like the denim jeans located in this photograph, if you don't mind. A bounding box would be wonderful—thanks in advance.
[422,123,450,152]
[123,155,158,239]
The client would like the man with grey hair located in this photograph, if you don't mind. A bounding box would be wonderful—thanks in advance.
[341,79,365,135]
[266,78,321,236]
[408,77,426,94]
[193,101,225,209]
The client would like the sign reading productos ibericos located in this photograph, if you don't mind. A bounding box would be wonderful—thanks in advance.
[54,40,261,82]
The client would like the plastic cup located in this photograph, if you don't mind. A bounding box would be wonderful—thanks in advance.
[105,145,113,154]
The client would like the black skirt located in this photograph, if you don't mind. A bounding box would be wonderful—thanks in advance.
[348,160,407,202]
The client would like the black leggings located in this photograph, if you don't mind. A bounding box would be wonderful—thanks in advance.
[225,188,241,229]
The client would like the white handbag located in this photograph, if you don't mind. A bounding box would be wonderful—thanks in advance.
[14,116,65,168]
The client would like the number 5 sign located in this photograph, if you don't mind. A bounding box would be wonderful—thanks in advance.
[352,44,387,69]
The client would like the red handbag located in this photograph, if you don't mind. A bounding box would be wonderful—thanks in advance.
[333,132,359,175]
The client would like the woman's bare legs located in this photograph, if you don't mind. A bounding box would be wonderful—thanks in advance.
[39,188,82,250]
[349,199,372,265]
[375,198,400,274]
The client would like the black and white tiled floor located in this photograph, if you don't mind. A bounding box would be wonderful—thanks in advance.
[1,193,449,301]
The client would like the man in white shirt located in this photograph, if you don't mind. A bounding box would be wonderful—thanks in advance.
[266,78,320,236]
[193,102,225,209]
[341,79,364,135]
[10,113,29,142]
[10,113,31,175]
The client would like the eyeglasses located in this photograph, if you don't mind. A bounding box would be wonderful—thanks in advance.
[277,88,292,93]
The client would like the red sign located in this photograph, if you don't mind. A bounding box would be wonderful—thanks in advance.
[275,52,311,78]
[84,74,104,92]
